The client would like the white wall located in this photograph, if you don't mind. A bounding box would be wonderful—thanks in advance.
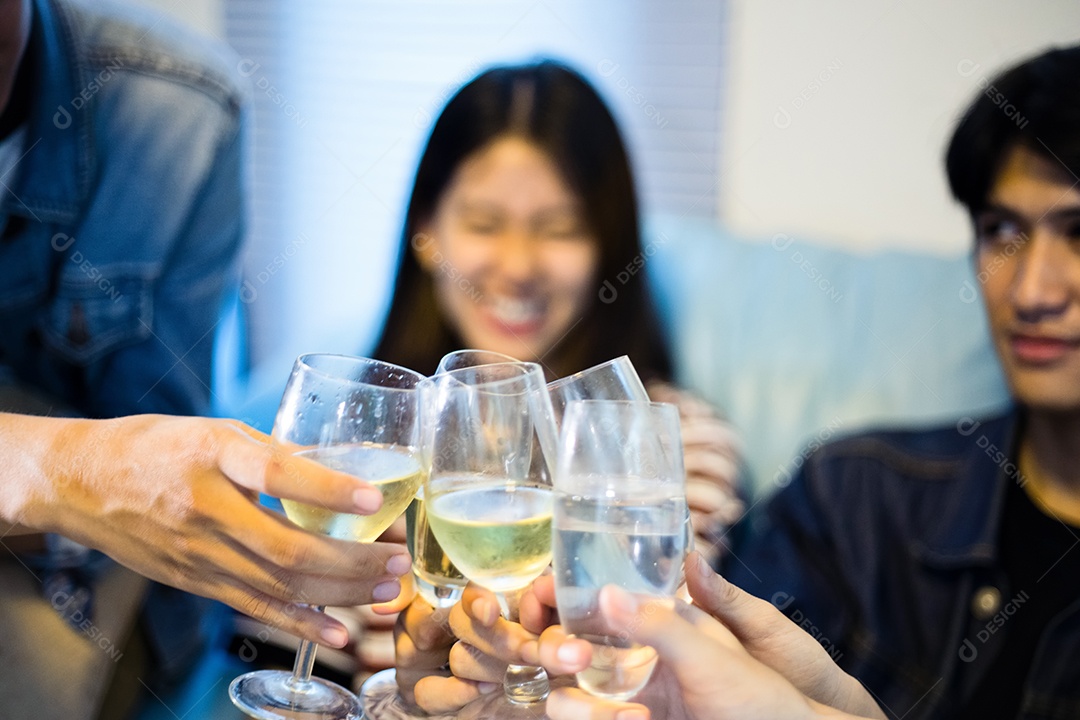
[720,0,1080,255]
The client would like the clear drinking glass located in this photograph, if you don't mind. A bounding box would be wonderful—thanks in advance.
[230,354,425,720]
[410,348,524,609]
[552,400,687,701]
[421,361,558,716]
[546,355,649,429]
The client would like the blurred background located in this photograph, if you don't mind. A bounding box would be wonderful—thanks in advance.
[134,0,1078,496]
[135,1,1080,348]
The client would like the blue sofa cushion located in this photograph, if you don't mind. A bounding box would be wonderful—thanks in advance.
[645,215,1010,500]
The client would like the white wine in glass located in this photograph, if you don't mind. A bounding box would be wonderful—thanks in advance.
[282,444,423,543]
[425,476,553,594]
[408,349,524,608]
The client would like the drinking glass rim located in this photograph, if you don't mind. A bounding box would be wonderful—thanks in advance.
[436,348,523,372]
[295,353,425,392]
[428,360,547,393]
[545,355,638,392]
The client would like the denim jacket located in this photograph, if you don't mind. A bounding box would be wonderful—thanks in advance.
[725,411,1080,720]
[0,0,246,418]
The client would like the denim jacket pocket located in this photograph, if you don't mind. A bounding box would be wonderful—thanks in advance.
[40,265,156,366]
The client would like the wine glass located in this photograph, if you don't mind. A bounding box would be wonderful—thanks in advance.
[422,361,558,715]
[546,355,649,426]
[230,354,425,720]
[549,357,695,597]
[552,400,687,701]
[412,348,523,608]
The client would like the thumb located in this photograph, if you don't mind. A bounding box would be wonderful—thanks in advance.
[684,551,780,643]
[597,585,714,666]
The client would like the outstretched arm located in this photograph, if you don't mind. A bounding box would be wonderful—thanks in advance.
[0,412,413,647]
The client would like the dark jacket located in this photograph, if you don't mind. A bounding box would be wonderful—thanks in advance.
[724,412,1080,720]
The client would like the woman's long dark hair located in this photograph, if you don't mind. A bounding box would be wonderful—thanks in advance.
[372,59,672,380]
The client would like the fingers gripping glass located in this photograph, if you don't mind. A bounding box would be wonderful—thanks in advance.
[229,354,424,720]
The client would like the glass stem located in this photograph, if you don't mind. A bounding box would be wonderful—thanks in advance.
[495,592,549,705]
[287,605,325,689]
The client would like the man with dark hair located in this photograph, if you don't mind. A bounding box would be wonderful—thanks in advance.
[725,44,1080,720]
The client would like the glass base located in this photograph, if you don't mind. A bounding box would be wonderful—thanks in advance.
[504,664,549,704]
[414,575,465,609]
[455,690,550,720]
[229,669,362,720]
[360,668,457,720]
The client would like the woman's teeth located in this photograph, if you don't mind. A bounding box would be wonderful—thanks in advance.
[490,297,543,325]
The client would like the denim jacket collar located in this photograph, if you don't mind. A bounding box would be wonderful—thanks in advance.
[913,409,1021,570]
[5,0,93,225]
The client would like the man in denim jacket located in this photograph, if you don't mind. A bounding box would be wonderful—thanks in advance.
[0,0,244,716]
[0,0,243,418]
[726,46,1080,720]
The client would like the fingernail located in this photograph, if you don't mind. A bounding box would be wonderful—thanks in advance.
[472,598,497,625]
[320,625,348,648]
[477,682,499,695]
[694,550,712,579]
[556,643,580,664]
[353,487,383,514]
[386,553,412,576]
[373,580,400,602]
[519,640,539,666]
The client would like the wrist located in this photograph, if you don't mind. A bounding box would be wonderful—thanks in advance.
[6,414,94,534]
[0,414,67,530]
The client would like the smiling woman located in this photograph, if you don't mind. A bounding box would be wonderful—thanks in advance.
[371,60,671,382]
[412,135,601,367]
